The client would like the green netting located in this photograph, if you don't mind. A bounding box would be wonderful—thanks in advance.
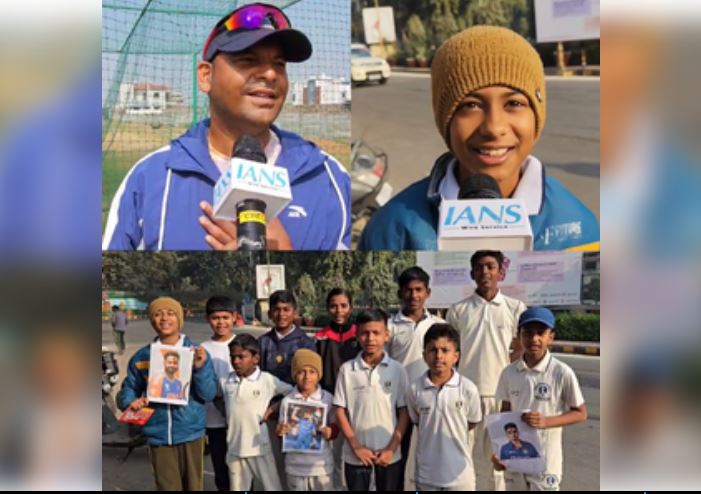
[102,0,350,223]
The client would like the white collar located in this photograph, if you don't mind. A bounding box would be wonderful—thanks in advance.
[422,369,460,389]
[472,290,505,306]
[354,352,390,371]
[291,386,323,401]
[392,308,432,324]
[265,129,282,164]
[516,351,552,373]
[438,156,544,215]
[230,366,262,383]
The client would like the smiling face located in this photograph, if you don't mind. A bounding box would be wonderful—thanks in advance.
[448,86,537,197]
[207,310,235,339]
[398,279,430,315]
[269,302,296,333]
[328,294,351,325]
[198,41,288,136]
[150,309,180,340]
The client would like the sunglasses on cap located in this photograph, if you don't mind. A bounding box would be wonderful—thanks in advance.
[202,3,292,60]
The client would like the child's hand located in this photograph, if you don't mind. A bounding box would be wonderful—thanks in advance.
[262,402,279,422]
[276,422,291,436]
[352,445,376,467]
[129,397,148,411]
[319,426,333,441]
[374,447,394,467]
[491,454,507,471]
[193,347,207,369]
[522,411,548,429]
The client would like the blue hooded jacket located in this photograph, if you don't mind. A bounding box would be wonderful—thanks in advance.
[103,120,350,251]
[359,154,599,251]
[117,336,217,446]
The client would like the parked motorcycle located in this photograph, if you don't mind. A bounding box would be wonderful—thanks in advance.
[102,347,145,461]
[350,140,392,246]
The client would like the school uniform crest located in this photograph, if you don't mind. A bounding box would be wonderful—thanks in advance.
[253,390,261,397]
[454,400,464,409]
[383,380,392,391]
[544,475,558,489]
[275,354,285,364]
[534,382,551,400]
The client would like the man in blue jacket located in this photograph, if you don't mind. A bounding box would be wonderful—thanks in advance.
[103,3,350,251]
[359,26,599,251]
[118,297,217,491]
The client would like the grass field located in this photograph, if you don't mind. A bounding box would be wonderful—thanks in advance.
[102,120,350,230]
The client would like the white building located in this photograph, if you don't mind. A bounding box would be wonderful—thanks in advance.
[117,82,183,114]
[305,75,351,105]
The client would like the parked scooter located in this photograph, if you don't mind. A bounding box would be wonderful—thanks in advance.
[350,140,392,246]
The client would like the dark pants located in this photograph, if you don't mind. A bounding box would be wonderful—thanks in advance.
[206,428,230,492]
[345,461,403,491]
[149,436,205,491]
[398,423,414,489]
[113,330,125,354]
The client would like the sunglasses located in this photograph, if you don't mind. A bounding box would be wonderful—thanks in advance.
[203,3,292,60]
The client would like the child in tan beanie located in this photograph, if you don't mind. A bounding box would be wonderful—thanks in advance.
[359,25,599,252]
[276,348,338,490]
[117,296,217,490]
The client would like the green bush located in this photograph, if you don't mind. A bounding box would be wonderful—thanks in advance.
[554,313,599,342]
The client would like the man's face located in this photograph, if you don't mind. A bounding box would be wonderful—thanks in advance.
[398,280,430,314]
[269,302,295,331]
[199,41,288,133]
[448,86,536,192]
[506,426,520,442]
[471,255,503,292]
[164,355,179,377]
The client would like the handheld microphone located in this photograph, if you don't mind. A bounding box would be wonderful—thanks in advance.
[212,135,292,251]
[438,173,533,251]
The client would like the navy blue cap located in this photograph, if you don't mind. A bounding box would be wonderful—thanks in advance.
[203,24,312,63]
[518,307,556,330]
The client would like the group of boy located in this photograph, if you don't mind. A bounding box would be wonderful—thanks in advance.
[118,249,586,491]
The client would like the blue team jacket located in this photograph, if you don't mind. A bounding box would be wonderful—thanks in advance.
[359,154,600,251]
[259,326,316,385]
[103,119,351,251]
[117,336,217,446]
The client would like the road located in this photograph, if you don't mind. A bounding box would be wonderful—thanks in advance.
[102,320,599,490]
[352,72,600,219]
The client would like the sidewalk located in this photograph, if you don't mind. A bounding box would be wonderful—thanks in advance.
[551,340,600,356]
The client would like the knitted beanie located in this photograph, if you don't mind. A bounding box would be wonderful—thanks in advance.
[148,297,184,329]
[291,348,323,380]
[431,25,546,148]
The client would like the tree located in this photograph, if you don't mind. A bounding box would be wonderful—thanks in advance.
[294,273,317,319]
[403,14,428,59]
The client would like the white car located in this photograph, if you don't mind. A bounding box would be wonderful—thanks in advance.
[351,43,391,85]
